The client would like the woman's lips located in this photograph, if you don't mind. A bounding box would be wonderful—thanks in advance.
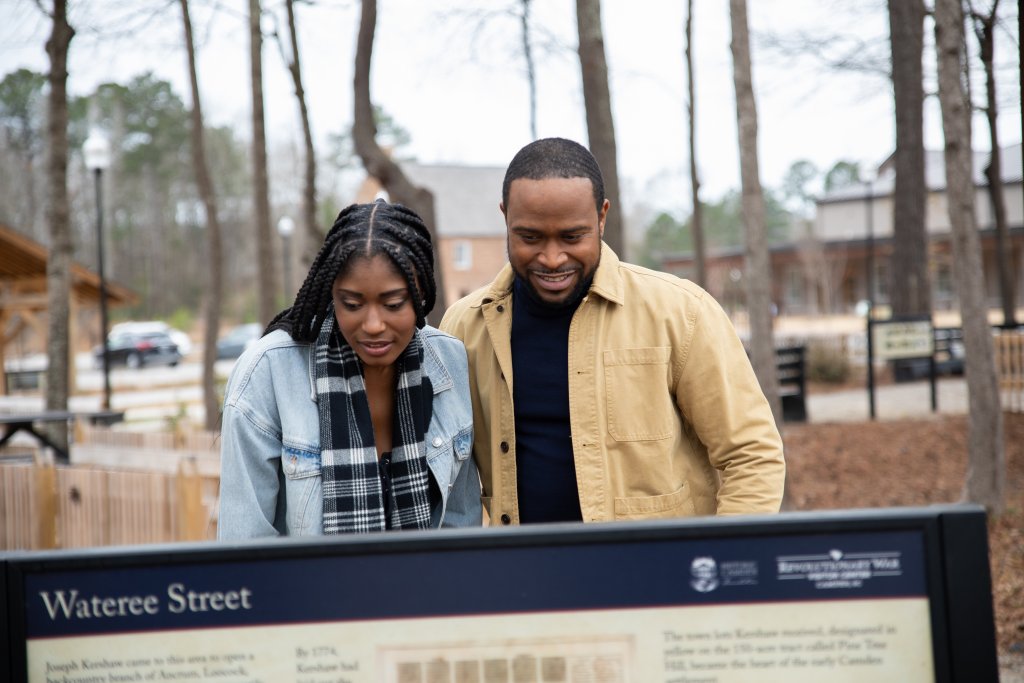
[359,340,393,357]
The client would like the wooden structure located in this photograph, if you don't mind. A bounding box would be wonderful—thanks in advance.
[995,328,1024,413]
[0,223,136,395]
[0,422,220,549]
[0,460,218,549]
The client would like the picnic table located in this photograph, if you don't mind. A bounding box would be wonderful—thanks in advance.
[0,410,125,463]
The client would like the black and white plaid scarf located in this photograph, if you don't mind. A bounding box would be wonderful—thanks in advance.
[315,316,433,533]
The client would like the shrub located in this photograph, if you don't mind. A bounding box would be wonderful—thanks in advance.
[807,340,851,383]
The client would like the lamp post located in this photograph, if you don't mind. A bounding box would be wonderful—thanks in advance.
[863,170,876,420]
[277,216,295,304]
[84,131,112,411]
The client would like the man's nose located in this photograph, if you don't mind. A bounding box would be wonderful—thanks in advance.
[537,242,567,269]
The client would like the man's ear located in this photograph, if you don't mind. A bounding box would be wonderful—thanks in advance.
[598,198,610,238]
[499,201,507,218]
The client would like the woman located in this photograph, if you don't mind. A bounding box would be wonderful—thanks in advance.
[218,201,481,537]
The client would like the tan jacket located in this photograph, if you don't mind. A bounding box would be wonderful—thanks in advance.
[440,244,785,525]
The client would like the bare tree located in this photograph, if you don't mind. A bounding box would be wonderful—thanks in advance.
[934,0,1005,513]
[684,0,705,288]
[575,0,623,256]
[250,0,276,326]
[275,0,323,270]
[179,0,225,431]
[969,0,1015,326]
[887,0,931,317]
[42,0,75,451]
[728,0,781,424]
[352,0,446,323]
[520,0,538,140]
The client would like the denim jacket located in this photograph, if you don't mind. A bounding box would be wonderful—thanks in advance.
[218,326,482,539]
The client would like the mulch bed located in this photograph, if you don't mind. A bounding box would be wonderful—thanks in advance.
[782,411,1024,656]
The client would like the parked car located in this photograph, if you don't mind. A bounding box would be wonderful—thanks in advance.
[216,323,263,359]
[109,321,193,358]
[94,330,182,369]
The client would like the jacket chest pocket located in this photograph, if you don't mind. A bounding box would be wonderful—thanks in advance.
[427,425,473,488]
[604,347,674,441]
[281,445,321,533]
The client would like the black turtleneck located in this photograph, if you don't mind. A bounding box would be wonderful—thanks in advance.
[510,275,585,523]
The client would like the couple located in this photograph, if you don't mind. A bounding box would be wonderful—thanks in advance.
[217,137,785,538]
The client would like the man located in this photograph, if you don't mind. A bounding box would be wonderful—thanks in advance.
[441,138,784,525]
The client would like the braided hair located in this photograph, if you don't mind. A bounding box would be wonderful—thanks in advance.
[502,137,605,214]
[266,200,436,342]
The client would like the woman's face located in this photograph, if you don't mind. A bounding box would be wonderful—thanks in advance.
[332,254,417,369]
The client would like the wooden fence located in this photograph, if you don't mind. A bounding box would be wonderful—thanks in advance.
[0,458,219,550]
[1,421,221,550]
[995,328,1024,413]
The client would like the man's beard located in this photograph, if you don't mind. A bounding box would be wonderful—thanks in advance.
[512,253,600,311]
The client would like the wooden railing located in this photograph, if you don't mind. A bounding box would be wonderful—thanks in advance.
[995,328,1024,413]
[75,421,219,452]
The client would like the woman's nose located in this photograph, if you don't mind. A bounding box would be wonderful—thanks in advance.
[362,306,386,333]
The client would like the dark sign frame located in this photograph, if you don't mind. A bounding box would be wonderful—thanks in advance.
[3,504,997,682]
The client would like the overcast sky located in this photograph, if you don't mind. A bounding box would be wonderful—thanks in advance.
[2,0,1021,221]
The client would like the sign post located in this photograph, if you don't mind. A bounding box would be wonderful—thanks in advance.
[868,316,936,416]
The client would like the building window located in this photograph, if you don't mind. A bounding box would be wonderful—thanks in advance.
[785,266,803,307]
[453,240,472,271]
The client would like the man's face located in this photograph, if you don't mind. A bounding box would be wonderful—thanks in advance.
[502,176,609,307]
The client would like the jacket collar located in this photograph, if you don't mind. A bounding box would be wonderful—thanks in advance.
[473,242,625,308]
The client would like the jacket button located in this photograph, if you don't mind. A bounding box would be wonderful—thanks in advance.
[432,436,443,447]
[500,514,511,525]
[496,305,505,313]
[500,441,510,453]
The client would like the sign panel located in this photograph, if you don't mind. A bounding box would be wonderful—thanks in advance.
[3,506,997,683]
[872,319,934,360]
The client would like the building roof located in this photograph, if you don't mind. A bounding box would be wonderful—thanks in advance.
[401,163,508,238]
[0,223,136,306]
[818,142,1023,204]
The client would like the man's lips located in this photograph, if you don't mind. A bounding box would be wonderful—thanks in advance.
[530,269,577,292]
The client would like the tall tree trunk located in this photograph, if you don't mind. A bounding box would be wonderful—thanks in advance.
[250,0,276,325]
[575,0,624,257]
[728,0,781,424]
[520,0,538,140]
[934,0,1005,513]
[684,0,705,288]
[972,0,1015,326]
[283,0,323,271]
[180,0,225,431]
[887,0,931,317]
[353,0,446,323]
[43,0,74,452]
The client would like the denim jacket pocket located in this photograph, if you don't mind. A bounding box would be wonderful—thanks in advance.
[426,425,473,524]
[281,445,321,534]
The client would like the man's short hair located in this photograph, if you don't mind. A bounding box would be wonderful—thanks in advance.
[502,137,605,214]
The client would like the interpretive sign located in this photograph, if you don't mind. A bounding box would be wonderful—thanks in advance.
[872,318,934,360]
[2,505,996,682]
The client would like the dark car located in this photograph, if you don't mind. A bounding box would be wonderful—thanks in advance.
[94,330,182,369]
[216,323,263,360]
